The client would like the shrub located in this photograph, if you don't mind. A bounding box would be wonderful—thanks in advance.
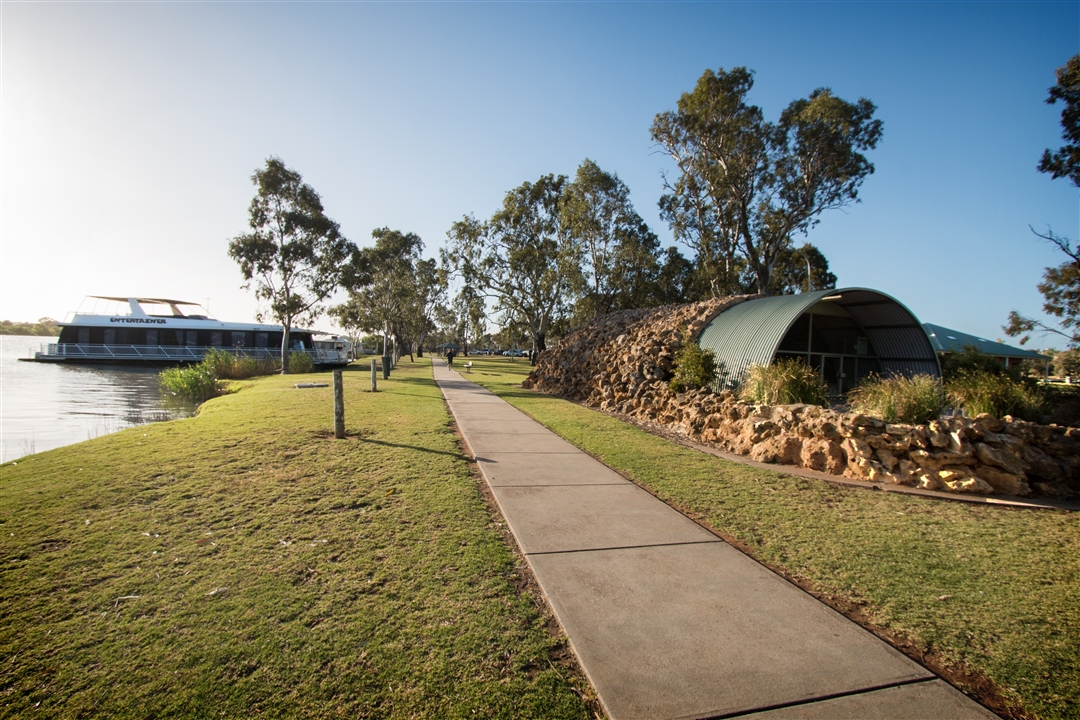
[847,374,946,425]
[159,364,222,402]
[946,370,1046,422]
[940,345,1021,381]
[669,330,717,393]
[159,350,282,401]
[1055,348,1080,377]
[288,351,314,374]
[740,359,828,407]
[201,349,279,380]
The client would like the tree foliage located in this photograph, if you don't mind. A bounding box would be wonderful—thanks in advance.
[1038,53,1080,186]
[561,159,664,320]
[1006,55,1080,349]
[450,284,487,355]
[765,243,837,296]
[444,174,582,361]
[651,67,880,296]
[228,157,354,373]
[401,258,445,358]
[333,228,429,358]
[1,318,62,337]
[1005,228,1080,347]
[669,329,718,393]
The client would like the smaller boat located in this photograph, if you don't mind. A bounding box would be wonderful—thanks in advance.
[28,296,349,368]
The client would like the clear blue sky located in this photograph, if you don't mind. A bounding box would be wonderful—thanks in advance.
[2,1,1077,347]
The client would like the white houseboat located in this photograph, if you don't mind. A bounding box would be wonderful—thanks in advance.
[31,296,349,368]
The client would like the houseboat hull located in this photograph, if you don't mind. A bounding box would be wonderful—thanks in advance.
[26,296,349,368]
[27,343,349,368]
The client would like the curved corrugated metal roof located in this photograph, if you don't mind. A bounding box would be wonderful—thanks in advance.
[696,287,940,388]
[923,323,1050,360]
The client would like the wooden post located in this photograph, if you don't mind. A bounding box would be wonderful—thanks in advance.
[370,359,377,392]
[333,369,345,439]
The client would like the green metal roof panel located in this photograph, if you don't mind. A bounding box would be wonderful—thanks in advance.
[697,291,825,387]
[697,287,941,388]
[922,323,1050,360]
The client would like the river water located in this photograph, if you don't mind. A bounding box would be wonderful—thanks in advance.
[0,336,197,462]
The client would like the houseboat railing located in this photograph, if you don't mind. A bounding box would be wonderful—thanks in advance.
[36,344,348,364]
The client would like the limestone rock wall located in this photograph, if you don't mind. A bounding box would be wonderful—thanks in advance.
[525,300,1080,498]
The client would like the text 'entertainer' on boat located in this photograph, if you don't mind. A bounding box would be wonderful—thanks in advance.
[29,297,350,368]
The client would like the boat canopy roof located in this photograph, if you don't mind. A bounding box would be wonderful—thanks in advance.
[89,296,203,306]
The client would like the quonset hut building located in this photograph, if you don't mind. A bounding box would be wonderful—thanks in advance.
[696,287,941,395]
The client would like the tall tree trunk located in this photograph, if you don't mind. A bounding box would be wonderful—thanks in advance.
[281,324,292,374]
[531,332,546,366]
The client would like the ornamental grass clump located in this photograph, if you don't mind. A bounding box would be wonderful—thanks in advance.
[846,374,945,425]
[945,370,1046,422]
[288,350,315,374]
[202,348,278,379]
[160,350,281,401]
[669,330,718,392]
[158,363,223,402]
[740,359,828,407]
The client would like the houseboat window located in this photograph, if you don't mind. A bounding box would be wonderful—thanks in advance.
[146,330,158,346]
[211,331,223,347]
[103,329,116,344]
[185,331,198,347]
[78,328,90,344]
[256,332,268,348]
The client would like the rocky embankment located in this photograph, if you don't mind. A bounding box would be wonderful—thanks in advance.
[524,299,1080,498]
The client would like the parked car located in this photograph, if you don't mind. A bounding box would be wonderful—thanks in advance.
[504,349,525,357]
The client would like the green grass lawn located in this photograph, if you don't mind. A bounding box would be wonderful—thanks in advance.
[464,356,1080,720]
[0,359,592,719]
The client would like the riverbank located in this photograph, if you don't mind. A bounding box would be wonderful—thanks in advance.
[0,359,592,719]
[464,356,1080,720]
[0,335,196,462]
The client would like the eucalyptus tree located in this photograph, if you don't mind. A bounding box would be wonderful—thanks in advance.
[1039,53,1080,186]
[764,243,837,295]
[444,174,583,361]
[228,157,355,373]
[1006,54,1080,348]
[562,159,664,319]
[451,284,487,355]
[651,67,882,295]
[655,246,697,304]
[401,258,445,357]
[332,227,424,359]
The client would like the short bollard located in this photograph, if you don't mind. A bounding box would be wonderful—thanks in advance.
[382,355,391,380]
[370,359,377,392]
[333,369,345,439]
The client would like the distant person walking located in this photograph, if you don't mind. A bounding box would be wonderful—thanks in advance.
[446,348,456,369]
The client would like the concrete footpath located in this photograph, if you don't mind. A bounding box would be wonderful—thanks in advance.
[433,360,997,720]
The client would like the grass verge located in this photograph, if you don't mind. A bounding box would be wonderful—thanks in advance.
[463,356,1080,720]
[0,359,592,719]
